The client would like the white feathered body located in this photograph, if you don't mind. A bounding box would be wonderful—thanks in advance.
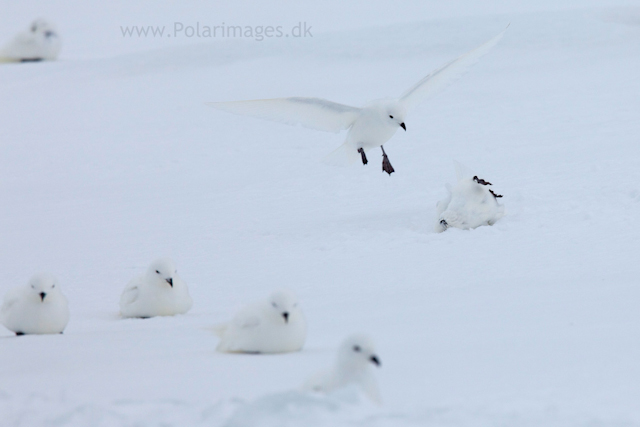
[341,102,404,158]
[304,362,381,404]
[436,177,504,231]
[0,21,61,62]
[216,301,307,354]
[1,285,69,334]
[119,274,192,318]
[303,334,382,405]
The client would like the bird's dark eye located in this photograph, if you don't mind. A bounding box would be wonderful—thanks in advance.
[353,345,361,352]
[389,115,394,119]
[155,270,160,274]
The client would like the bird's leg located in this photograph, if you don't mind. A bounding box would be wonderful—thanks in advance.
[357,147,368,165]
[15,332,24,336]
[381,146,395,175]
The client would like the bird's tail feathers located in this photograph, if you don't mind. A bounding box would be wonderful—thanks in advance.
[206,323,228,337]
[322,141,360,166]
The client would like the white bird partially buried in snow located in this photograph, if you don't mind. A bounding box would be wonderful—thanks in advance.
[206,27,507,175]
[0,19,61,63]
[119,258,193,318]
[214,289,307,354]
[435,162,505,232]
[303,334,382,405]
[1,274,70,335]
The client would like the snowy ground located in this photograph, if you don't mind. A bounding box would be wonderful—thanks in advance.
[1,1,640,426]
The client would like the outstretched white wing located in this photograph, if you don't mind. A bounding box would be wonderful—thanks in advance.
[399,26,508,110]
[206,97,361,133]
[453,160,476,182]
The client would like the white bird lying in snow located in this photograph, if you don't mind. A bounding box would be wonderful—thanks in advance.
[435,163,505,232]
[214,289,306,354]
[304,334,382,405]
[206,27,507,175]
[0,19,61,62]
[1,273,70,335]
[119,258,193,318]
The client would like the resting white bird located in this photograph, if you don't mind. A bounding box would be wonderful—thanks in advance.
[0,19,61,62]
[1,273,70,335]
[119,258,193,318]
[435,162,505,231]
[206,27,507,174]
[304,334,382,404]
[214,289,306,354]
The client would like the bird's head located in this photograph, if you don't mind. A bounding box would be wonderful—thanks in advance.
[337,333,381,370]
[30,19,57,38]
[268,289,300,324]
[147,258,177,288]
[384,101,407,131]
[27,273,59,303]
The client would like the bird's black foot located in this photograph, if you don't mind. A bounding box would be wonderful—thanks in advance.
[473,176,492,186]
[439,219,448,230]
[358,148,368,165]
[382,155,395,175]
[380,146,394,175]
[15,332,25,336]
[489,189,503,198]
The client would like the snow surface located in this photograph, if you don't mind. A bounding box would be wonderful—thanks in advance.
[1,1,640,426]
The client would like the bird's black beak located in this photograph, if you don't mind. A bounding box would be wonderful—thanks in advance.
[400,123,406,131]
[166,278,173,287]
[282,312,289,323]
[39,292,46,302]
[370,355,381,367]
